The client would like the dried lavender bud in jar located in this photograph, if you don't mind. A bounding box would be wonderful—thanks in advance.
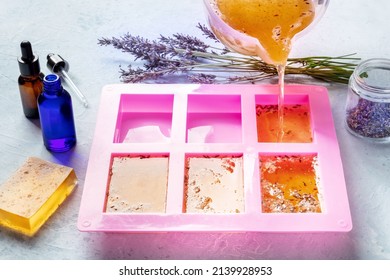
[346,98,390,138]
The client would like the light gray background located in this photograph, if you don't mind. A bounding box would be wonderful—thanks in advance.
[0,0,389,259]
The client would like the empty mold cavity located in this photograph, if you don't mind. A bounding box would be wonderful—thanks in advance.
[105,155,169,213]
[114,94,174,143]
[260,154,322,213]
[183,155,244,213]
[186,95,242,143]
[256,95,312,143]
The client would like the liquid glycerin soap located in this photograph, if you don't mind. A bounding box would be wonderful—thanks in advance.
[38,74,77,152]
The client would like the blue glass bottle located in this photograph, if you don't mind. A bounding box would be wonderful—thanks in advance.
[38,74,77,152]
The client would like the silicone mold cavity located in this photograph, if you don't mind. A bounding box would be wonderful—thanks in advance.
[255,94,313,142]
[186,94,242,143]
[114,94,174,143]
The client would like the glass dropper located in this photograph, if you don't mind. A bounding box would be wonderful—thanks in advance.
[47,53,89,108]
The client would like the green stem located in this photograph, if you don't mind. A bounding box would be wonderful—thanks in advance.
[164,48,360,84]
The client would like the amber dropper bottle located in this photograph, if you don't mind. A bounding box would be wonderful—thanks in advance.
[17,41,44,118]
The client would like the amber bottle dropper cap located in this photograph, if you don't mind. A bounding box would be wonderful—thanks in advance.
[18,41,41,76]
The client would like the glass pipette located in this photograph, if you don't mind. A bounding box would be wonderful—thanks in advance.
[47,53,89,108]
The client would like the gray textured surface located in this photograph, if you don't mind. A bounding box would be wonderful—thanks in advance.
[0,0,389,259]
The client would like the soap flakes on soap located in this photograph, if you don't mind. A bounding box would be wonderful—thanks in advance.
[184,155,244,214]
[260,154,322,213]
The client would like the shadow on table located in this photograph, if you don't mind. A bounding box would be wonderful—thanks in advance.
[92,231,356,260]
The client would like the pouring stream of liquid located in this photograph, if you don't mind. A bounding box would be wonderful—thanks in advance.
[277,64,286,142]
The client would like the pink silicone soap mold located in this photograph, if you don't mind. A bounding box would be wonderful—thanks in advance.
[78,84,352,232]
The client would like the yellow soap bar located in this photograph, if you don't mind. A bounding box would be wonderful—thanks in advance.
[0,157,77,236]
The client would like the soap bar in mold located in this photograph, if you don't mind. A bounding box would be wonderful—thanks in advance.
[184,156,244,213]
[260,154,321,213]
[0,157,77,236]
[106,156,169,213]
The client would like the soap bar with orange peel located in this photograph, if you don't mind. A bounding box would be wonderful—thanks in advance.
[184,156,244,214]
[0,157,77,236]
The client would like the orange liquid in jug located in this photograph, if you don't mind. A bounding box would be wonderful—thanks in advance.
[216,0,315,65]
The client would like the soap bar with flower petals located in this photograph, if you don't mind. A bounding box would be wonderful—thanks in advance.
[0,157,77,236]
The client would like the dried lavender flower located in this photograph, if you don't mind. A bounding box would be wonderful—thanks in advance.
[98,24,360,84]
[346,98,390,138]
[187,73,217,84]
[159,33,209,53]
[196,23,219,42]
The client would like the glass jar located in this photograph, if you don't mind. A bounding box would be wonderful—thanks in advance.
[345,58,390,142]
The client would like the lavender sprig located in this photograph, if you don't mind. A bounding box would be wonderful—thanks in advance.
[98,24,360,84]
[197,23,219,42]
